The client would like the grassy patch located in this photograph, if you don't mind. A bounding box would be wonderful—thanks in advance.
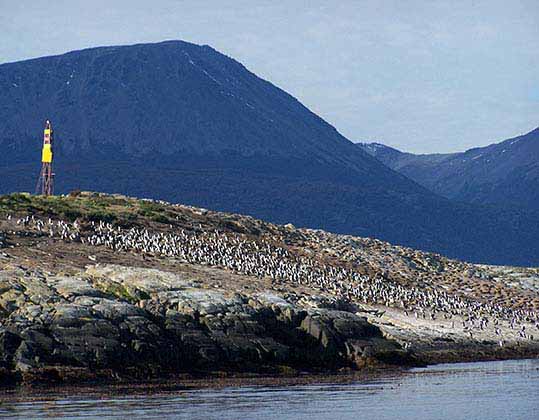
[0,192,174,227]
[137,200,171,224]
[0,193,33,214]
[87,209,117,223]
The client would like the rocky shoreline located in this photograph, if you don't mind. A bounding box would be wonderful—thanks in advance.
[1,193,539,387]
[1,262,537,388]
[0,264,418,387]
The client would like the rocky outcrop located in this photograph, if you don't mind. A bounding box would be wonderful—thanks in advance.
[0,264,413,385]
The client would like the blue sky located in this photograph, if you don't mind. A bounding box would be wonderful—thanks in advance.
[1,0,537,153]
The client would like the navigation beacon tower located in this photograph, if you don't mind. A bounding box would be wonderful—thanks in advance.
[35,120,54,196]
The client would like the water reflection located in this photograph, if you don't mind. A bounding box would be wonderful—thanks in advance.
[1,359,538,419]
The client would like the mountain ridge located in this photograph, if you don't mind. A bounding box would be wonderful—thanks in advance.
[2,40,539,265]
[357,126,539,209]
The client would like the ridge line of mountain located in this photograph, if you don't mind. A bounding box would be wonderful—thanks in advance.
[356,126,539,210]
[1,40,538,265]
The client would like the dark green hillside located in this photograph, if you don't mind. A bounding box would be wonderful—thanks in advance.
[1,41,538,265]
[358,127,539,210]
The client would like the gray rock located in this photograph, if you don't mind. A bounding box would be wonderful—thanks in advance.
[52,276,105,299]
[0,264,414,383]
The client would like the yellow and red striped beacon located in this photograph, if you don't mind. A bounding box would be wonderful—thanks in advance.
[41,120,53,163]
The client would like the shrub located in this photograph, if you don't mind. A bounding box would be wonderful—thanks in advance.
[87,210,116,223]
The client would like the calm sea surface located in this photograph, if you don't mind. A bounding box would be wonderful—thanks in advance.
[1,359,538,419]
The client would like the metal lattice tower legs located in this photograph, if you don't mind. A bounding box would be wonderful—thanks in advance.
[35,162,54,196]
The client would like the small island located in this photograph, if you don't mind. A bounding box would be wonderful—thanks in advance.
[1,192,538,387]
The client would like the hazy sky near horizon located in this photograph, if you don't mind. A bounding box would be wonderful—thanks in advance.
[1,0,538,153]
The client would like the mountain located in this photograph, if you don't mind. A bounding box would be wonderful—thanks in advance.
[1,40,539,266]
[357,127,539,209]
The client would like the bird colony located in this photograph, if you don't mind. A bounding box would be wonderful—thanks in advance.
[4,213,539,344]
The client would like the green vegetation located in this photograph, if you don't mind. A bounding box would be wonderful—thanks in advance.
[0,191,174,227]
[137,200,170,223]
[0,193,33,213]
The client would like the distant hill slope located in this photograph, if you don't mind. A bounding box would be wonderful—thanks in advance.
[1,40,539,265]
[357,127,539,209]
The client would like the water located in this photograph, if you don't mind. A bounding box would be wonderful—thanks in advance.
[1,359,538,419]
